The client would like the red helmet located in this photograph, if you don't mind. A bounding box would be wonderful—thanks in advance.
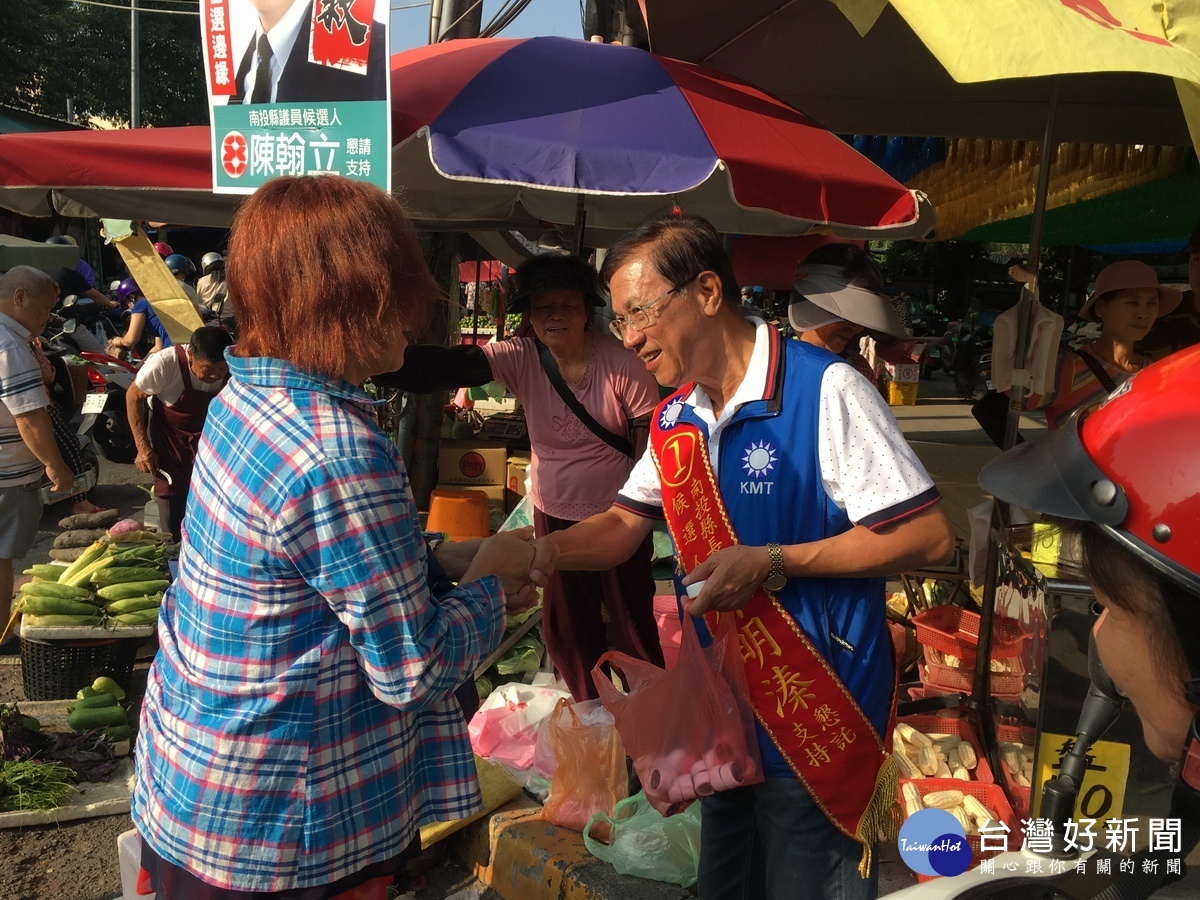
[980,344,1200,593]
[152,241,174,258]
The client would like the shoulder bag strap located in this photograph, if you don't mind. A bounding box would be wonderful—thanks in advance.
[1072,347,1120,394]
[536,340,634,458]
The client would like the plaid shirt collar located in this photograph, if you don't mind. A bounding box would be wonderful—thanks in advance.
[227,352,376,409]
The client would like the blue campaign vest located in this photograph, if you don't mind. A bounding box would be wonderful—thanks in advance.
[665,331,892,778]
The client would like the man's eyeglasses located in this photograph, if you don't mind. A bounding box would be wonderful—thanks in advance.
[608,275,698,340]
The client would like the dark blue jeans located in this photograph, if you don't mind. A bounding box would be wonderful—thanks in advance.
[698,776,879,900]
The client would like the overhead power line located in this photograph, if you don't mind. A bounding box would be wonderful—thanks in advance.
[53,0,199,15]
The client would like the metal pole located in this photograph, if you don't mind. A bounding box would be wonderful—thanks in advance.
[130,0,141,128]
[1001,77,1059,450]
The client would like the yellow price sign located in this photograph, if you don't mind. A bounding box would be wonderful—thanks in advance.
[1031,732,1131,822]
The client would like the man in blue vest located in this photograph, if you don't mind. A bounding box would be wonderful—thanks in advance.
[535,214,954,900]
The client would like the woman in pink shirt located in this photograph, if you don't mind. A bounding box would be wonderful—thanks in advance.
[387,255,664,700]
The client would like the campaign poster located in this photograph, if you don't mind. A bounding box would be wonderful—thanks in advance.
[200,0,390,194]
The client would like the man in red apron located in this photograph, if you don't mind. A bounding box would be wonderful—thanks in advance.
[127,326,233,541]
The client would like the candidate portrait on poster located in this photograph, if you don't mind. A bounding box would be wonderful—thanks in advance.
[207,0,388,106]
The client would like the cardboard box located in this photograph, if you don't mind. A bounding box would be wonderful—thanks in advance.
[438,440,508,485]
[434,483,507,533]
[884,362,921,384]
[507,455,531,497]
[506,455,531,514]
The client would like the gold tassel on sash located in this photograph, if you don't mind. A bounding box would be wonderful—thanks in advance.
[855,753,900,878]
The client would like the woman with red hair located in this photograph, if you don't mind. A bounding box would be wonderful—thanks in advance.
[131,175,544,898]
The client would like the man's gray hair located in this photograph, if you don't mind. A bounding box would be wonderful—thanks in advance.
[0,265,57,301]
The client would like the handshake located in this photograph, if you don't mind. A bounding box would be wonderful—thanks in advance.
[436,527,559,615]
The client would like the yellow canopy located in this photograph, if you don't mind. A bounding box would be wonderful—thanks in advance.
[837,0,1200,152]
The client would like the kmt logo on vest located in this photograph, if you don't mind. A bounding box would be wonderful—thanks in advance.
[897,808,973,877]
[740,440,777,494]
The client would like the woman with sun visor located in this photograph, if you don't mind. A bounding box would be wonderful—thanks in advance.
[379,253,664,702]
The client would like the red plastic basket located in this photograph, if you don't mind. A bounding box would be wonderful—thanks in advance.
[899,779,1019,879]
[920,659,1025,698]
[905,685,967,717]
[995,724,1037,818]
[912,605,1026,661]
[895,716,994,784]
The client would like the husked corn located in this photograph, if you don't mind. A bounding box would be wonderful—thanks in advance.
[922,790,965,809]
[892,728,908,758]
[902,782,923,818]
[952,765,970,781]
[918,745,939,776]
[946,745,962,770]
[950,805,975,834]
[958,742,977,770]
[935,758,952,779]
[895,748,924,779]
[896,723,933,748]
[962,794,995,826]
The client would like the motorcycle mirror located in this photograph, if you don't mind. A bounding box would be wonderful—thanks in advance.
[61,294,79,309]
[62,319,77,334]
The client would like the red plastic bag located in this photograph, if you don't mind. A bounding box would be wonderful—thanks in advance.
[541,698,628,832]
[592,610,762,816]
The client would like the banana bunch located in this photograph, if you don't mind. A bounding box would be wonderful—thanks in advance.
[893,723,978,781]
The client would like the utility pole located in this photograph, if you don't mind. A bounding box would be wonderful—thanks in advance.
[130,0,141,128]
[400,0,484,509]
[438,0,483,41]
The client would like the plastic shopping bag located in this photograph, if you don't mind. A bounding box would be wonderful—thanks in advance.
[592,610,762,816]
[468,677,571,772]
[583,791,702,888]
[541,698,627,833]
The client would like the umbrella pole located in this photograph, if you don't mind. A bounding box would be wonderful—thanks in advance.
[1002,77,1060,450]
[573,195,587,258]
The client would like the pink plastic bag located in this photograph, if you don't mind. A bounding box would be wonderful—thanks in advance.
[592,611,762,816]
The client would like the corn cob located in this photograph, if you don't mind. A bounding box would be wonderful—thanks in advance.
[934,758,952,779]
[97,581,169,602]
[922,789,965,809]
[896,723,933,748]
[895,749,924,779]
[917,745,939,776]
[957,742,977,770]
[902,782,923,818]
[962,794,996,828]
[952,765,970,781]
[950,805,975,834]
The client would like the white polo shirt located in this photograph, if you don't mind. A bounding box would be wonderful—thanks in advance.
[0,312,49,487]
[617,320,936,528]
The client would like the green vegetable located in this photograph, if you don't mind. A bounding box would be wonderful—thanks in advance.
[67,704,128,731]
[68,693,119,712]
[90,567,168,587]
[57,540,112,587]
[96,581,170,601]
[76,687,100,700]
[91,676,127,701]
[104,595,162,615]
[103,725,133,742]
[20,716,40,732]
[22,614,103,628]
[0,760,76,811]
[23,565,63,581]
[22,596,102,617]
[19,582,94,601]
[112,609,159,627]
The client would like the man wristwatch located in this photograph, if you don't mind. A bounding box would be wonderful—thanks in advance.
[763,543,787,592]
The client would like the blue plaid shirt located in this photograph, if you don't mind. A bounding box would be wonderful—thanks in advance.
[132,354,505,891]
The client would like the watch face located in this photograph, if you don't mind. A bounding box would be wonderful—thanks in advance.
[764,573,787,592]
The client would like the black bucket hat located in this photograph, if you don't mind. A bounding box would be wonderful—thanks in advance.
[507,254,607,314]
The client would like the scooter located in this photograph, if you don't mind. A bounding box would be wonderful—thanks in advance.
[39,320,102,499]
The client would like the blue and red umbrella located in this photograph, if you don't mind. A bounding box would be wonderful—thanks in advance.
[390,36,934,240]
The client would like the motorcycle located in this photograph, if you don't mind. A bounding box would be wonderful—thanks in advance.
[949,323,994,401]
[39,319,103,498]
[55,295,140,464]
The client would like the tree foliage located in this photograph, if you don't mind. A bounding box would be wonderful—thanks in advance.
[0,0,207,128]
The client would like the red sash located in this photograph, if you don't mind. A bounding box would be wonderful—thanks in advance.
[651,408,897,868]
